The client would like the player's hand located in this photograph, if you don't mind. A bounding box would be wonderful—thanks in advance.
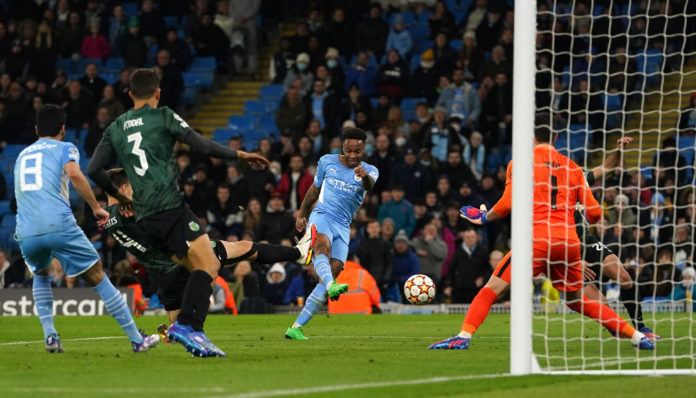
[354,166,367,179]
[582,263,597,282]
[616,136,633,149]
[575,203,586,219]
[460,204,488,225]
[238,151,270,169]
[115,193,134,218]
[295,216,307,232]
[93,207,110,226]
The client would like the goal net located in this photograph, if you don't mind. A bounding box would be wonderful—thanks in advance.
[519,0,696,374]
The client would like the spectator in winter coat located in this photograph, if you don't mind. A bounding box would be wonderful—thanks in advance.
[262,262,290,305]
[463,131,486,181]
[385,15,412,60]
[389,147,433,203]
[420,106,460,162]
[270,36,295,84]
[62,80,94,130]
[378,185,416,237]
[356,3,389,57]
[431,32,457,78]
[98,85,125,119]
[155,49,184,109]
[276,154,314,212]
[356,219,394,294]
[410,49,440,106]
[326,8,354,59]
[437,68,481,129]
[345,52,378,97]
[368,133,397,196]
[429,1,457,38]
[283,53,314,94]
[276,86,310,139]
[304,79,342,136]
[376,50,410,103]
[441,149,477,190]
[159,28,192,69]
[207,183,243,237]
[118,17,147,67]
[84,106,111,157]
[192,13,230,68]
[79,63,106,103]
[412,223,448,284]
[444,229,491,303]
[255,192,295,244]
[392,230,420,292]
[81,21,110,60]
[138,0,166,46]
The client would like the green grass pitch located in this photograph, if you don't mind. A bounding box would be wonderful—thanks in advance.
[1,313,695,397]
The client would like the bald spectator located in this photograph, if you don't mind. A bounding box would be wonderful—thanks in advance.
[62,80,94,130]
[79,63,106,102]
[413,223,449,285]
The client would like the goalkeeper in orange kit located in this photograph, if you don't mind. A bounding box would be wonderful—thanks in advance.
[428,114,655,350]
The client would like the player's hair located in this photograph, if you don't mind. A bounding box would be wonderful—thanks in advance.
[533,112,554,143]
[36,104,66,137]
[342,128,367,142]
[129,68,160,99]
[106,168,129,188]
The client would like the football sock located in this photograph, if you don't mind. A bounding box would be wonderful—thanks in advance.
[32,274,57,339]
[314,254,333,287]
[461,286,498,336]
[294,283,327,327]
[215,241,256,266]
[177,270,213,332]
[94,276,143,343]
[256,243,301,264]
[565,294,635,339]
[620,282,645,330]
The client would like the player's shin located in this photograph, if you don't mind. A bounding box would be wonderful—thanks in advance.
[255,243,301,264]
[566,294,636,339]
[292,283,327,328]
[177,270,213,331]
[314,254,333,286]
[459,286,499,338]
[619,280,645,330]
[93,276,143,343]
[33,274,58,339]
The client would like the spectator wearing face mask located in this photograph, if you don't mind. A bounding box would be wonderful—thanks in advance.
[284,53,313,93]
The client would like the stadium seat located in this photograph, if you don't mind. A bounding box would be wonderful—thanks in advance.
[0,201,11,217]
[182,72,213,90]
[0,228,18,250]
[164,16,179,27]
[190,57,217,72]
[122,2,139,17]
[486,153,502,173]
[1,214,15,228]
[450,39,463,51]
[243,130,272,150]
[2,144,26,158]
[54,58,73,72]
[453,10,468,25]
[410,54,421,72]
[181,84,197,105]
[415,40,433,54]
[101,73,119,85]
[77,58,103,72]
[635,50,663,84]
[228,115,255,131]
[416,11,432,24]
[402,97,427,112]
[259,84,285,100]
[410,24,430,41]
[104,57,124,73]
[212,129,241,143]
[258,115,280,136]
[64,129,78,144]
[244,100,268,116]
[261,99,280,114]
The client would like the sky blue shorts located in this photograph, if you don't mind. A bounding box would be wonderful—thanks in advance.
[17,224,100,277]
[308,210,349,263]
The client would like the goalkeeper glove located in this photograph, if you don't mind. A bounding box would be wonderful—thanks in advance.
[460,205,489,225]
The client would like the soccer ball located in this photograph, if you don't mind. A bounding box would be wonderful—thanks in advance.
[403,274,436,305]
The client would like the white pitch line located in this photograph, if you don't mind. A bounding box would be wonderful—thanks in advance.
[208,373,506,398]
[0,336,122,346]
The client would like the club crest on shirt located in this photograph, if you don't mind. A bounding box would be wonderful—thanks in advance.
[188,221,200,232]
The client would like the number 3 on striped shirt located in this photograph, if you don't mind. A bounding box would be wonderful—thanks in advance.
[127,132,149,176]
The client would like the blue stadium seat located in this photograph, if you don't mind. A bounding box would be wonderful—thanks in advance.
[164,16,179,27]
[401,97,427,112]
[635,50,663,84]
[181,84,197,105]
[2,144,26,158]
[1,214,15,228]
[486,153,502,173]
[101,73,119,85]
[64,129,78,144]
[414,40,433,54]
[677,136,695,181]
[244,100,268,116]
[0,228,18,250]
[602,93,622,110]
[261,99,280,114]
[54,58,73,72]
[410,54,421,72]
[243,129,271,149]
[453,10,468,25]
[122,2,139,17]
[450,39,463,51]
[402,110,417,123]
[190,57,216,72]
[228,115,254,131]
[104,57,124,73]
[182,72,213,90]
[410,24,430,41]
[212,128,241,143]
[389,12,415,26]
[258,115,280,136]
[77,58,103,72]
[0,201,10,217]
[259,84,285,100]
[416,11,432,24]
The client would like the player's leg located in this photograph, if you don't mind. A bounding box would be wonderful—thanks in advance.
[153,266,190,339]
[553,243,654,349]
[428,252,511,350]
[20,235,62,352]
[212,224,316,267]
[308,215,348,300]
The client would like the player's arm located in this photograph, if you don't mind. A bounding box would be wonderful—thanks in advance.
[591,137,632,181]
[65,161,109,223]
[577,168,602,224]
[296,185,319,231]
[180,130,269,168]
[461,162,511,225]
[354,165,378,191]
[86,136,133,215]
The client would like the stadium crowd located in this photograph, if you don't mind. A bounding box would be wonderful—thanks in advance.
[0,0,695,312]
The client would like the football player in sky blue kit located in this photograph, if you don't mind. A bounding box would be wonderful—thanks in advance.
[285,128,379,340]
[14,105,159,353]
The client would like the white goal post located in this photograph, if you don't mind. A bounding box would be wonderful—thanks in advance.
[511,0,696,375]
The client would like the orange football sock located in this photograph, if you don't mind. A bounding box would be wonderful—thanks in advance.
[461,287,499,336]
[566,294,635,338]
